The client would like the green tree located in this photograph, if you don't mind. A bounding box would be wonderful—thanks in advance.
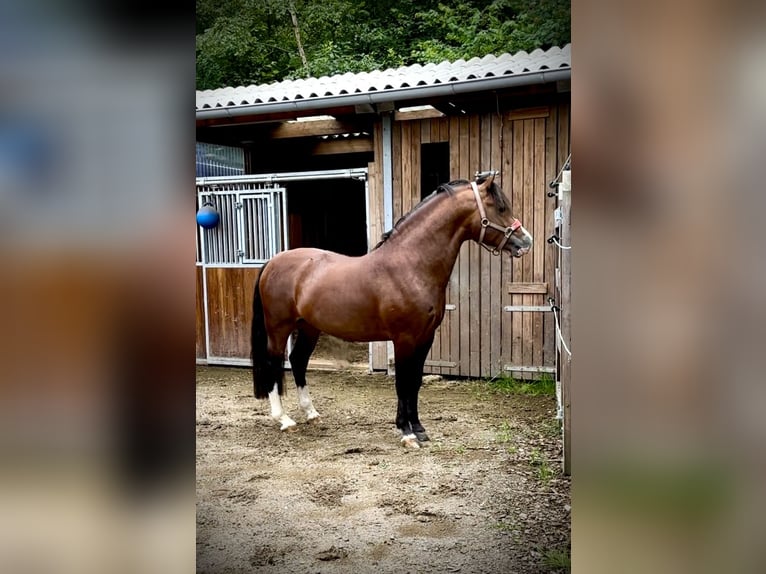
[196,0,570,90]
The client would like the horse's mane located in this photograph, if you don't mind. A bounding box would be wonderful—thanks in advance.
[372,178,507,250]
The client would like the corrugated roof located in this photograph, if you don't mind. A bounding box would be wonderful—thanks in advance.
[196,44,570,111]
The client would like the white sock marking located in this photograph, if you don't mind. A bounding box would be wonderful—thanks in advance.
[297,385,320,420]
[268,384,296,430]
[401,433,421,449]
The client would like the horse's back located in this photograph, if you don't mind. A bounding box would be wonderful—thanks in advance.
[262,247,365,303]
[261,247,390,339]
[267,247,356,278]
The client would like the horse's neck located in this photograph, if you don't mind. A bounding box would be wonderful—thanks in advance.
[371,192,474,288]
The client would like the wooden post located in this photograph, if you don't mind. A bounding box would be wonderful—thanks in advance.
[382,114,395,376]
[559,168,572,475]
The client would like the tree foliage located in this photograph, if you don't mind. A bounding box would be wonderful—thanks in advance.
[196,0,570,90]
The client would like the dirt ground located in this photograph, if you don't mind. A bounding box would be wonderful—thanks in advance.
[197,342,570,574]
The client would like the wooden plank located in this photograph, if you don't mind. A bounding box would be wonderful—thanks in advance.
[509,107,550,121]
[507,282,548,294]
[504,365,556,373]
[430,118,446,143]
[270,119,369,139]
[479,114,492,377]
[504,305,552,312]
[439,116,450,143]
[469,114,481,377]
[533,117,546,372]
[543,105,558,368]
[392,122,402,221]
[490,113,504,376]
[445,115,461,377]
[370,123,390,372]
[521,119,534,379]
[511,118,524,375]
[428,116,452,375]
[558,101,571,168]
[420,117,431,144]
[458,116,471,376]
[312,138,373,155]
[418,118,436,375]
[401,121,412,215]
[424,360,458,368]
[500,112,514,377]
[394,107,445,121]
[410,122,421,209]
[367,160,379,248]
[368,151,387,371]
[196,266,206,359]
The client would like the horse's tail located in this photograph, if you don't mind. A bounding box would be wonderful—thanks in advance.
[251,261,282,399]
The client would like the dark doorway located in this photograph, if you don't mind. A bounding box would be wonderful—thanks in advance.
[286,178,367,256]
[421,142,451,200]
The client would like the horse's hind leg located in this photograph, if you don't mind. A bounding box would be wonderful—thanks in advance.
[289,324,321,422]
[266,326,298,431]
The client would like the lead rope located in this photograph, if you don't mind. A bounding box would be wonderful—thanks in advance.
[550,301,572,358]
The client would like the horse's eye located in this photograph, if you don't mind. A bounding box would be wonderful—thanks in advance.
[498,207,506,213]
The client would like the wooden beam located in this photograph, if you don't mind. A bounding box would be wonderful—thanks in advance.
[507,282,548,294]
[424,360,458,368]
[270,119,369,139]
[394,108,445,121]
[311,138,373,155]
[195,106,359,128]
[503,365,556,373]
[508,107,550,121]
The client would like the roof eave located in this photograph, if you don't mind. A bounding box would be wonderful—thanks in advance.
[196,68,571,122]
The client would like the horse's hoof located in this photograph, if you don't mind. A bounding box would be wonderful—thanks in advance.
[414,431,430,442]
[401,434,421,449]
[279,418,298,431]
[306,413,321,423]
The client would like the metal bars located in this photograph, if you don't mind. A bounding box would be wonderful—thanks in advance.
[196,184,287,266]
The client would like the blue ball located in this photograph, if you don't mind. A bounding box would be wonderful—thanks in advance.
[196,204,220,228]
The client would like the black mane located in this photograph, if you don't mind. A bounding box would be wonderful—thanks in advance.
[372,178,507,250]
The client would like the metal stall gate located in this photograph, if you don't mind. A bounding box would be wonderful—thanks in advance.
[195,169,369,367]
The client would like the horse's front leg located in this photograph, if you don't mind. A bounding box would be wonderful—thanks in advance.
[394,337,434,448]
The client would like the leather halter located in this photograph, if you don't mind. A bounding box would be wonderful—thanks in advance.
[470,181,522,256]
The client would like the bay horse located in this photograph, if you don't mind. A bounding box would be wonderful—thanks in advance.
[251,172,533,448]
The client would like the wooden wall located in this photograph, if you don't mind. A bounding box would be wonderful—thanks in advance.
[196,265,206,360]
[369,101,571,378]
[203,267,261,360]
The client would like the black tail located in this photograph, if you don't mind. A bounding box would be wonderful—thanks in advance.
[251,262,283,399]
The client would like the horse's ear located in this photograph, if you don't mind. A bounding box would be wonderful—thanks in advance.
[475,170,497,188]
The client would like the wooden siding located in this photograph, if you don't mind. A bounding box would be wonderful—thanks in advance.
[204,267,261,359]
[195,101,571,377]
[368,101,570,378]
[196,265,206,360]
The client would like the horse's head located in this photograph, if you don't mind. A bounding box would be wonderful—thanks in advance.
[471,172,533,257]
